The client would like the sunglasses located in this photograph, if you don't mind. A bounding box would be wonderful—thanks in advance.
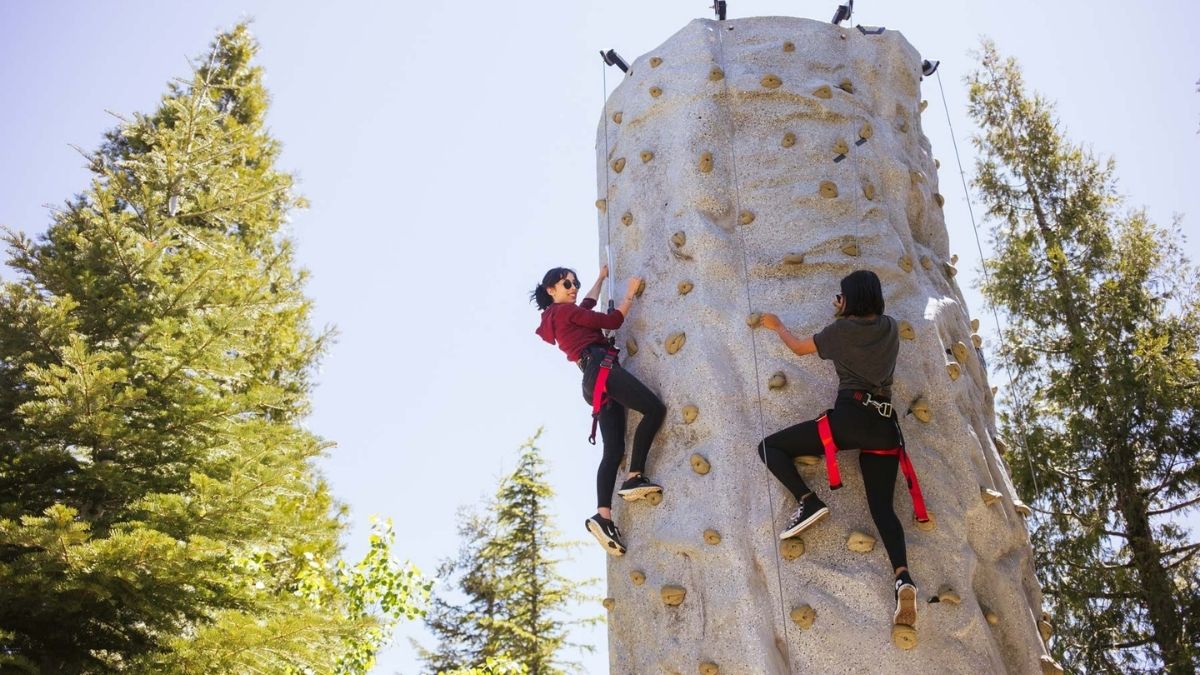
[560,278,582,290]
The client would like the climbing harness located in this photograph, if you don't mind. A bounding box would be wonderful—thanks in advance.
[582,345,620,445]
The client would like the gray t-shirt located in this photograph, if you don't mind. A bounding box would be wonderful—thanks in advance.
[813,314,899,397]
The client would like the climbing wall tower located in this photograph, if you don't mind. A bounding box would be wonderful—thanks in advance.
[595,17,1057,674]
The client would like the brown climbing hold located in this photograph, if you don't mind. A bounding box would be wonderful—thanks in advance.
[859,122,874,140]
[970,318,980,332]
[622,212,634,227]
[971,334,982,349]
[1040,655,1064,675]
[612,111,623,124]
[646,491,663,506]
[952,340,970,364]
[640,150,654,163]
[783,41,795,52]
[781,131,797,148]
[698,152,714,174]
[703,529,721,545]
[682,405,699,424]
[920,255,933,270]
[910,398,932,423]
[847,531,876,553]
[994,437,1008,455]
[920,99,929,112]
[944,262,958,277]
[833,138,849,156]
[611,157,625,173]
[699,664,719,675]
[603,597,616,610]
[951,254,959,264]
[768,372,787,390]
[892,624,918,650]
[678,280,694,295]
[649,56,663,68]
[1013,500,1032,517]
[761,74,783,89]
[634,278,646,297]
[783,253,805,266]
[790,605,817,629]
[690,453,711,475]
[709,66,725,81]
[934,158,941,169]
[626,337,638,356]
[630,570,646,586]
[661,585,686,606]
[915,512,936,531]
[1039,619,1053,643]
[595,198,607,212]
[813,84,832,99]
[819,180,838,198]
[984,608,1000,626]
[946,362,961,381]
[898,321,916,340]
[780,538,805,560]
[665,332,686,355]
[672,231,687,248]
[795,455,821,467]
[937,586,962,605]
[899,254,913,272]
[649,86,662,98]
[933,193,945,207]
[862,181,876,201]
[746,312,763,327]
[841,239,860,257]
[838,78,854,93]
[739,210,755,225]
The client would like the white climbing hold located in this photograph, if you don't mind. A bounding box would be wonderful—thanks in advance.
[847,531,876,553]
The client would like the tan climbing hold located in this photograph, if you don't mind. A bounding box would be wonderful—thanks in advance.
[838,78,854,93]
[739,210,755,225]
[761,74,783,89]
[611,157,626,173]
[899,254,912,272]
[937,586,962,605]
[698,152,714,174]
[699,663,719,675]
[898,320,916,340]
[626,337,638,356]
[934,158,941,169]
[892,624,918,650]
[709,66,724,82]
[920,99,929,113]
[951,254,959,264]
[947,362,961,381]
[622,211,634,226]
[783,41,795,52]
[665,332,686,355]
[661,585,686,606]
[1013,500,1032,517]
[847,531,876,553]
[646,491,663,506]
[649,86,662,98]
[630,570,646,586]
[944,262,958,277]
[859,122,874,141]
[984,608,1000,625]
[920,255,933,270]
[933,193,945,207]
[678,280,694,295]
[993,436,1008,455]
[612,111,623,124]
[640,150,654,163]
[819,180,838,198]
[768,372,787,390]
[595,198,607,212]
[649,56,663,68]
[746,312,763,328]
[1039,619,1053,643]
[795,455,821,467]
[780,538,805,560]
[952,340,970,364]
[992,385,999,396]
[703,529,722,545]
[915,512,936,531]
[634,278,646,297]
[672,231,687,248]
[833,138,849,156]
[1040,655,1064,675]
[841,239,860,257]
[970,318,980,332]
[813,84,832,99]
[790,605,817,629]
[682,405,699,424]
[690,453,711,475]
[862,180,876,201]
[910,397,932,423]
[783,253,805,266]
[971,334,982,349]
[603,597,615,610]
[781,131,797,148]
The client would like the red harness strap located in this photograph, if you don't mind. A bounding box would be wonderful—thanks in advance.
[587,349,619,445]
[816,414,843,490]
[814,412,930,523]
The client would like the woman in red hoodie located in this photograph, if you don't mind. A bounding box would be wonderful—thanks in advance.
[533,265,665,556]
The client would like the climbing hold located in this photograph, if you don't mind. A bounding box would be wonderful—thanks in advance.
[790,605,817,629]
[952,340,970,364]
[833,138,850,156]
[933,193,945,207]
[739,210,755,225]
[709,66,725,81]
[910,398,932,423]
[892,624,918,650]
[678,280,694,295]
[934,158,941,169]
[944,262,958,277]
[847,531,876,553]
[840,239,860,257]
[819,180,839,198]
[746,312,762,327]
[898,321,916,340]
[630,570,646,586]
[646,491,663,506]
[612,111,623,124]
[919,99,929,113]
[1039,619,1054,643]
[970,318,980,332]
[782,131,797,148]
[672,231,687,248]
[595,198,607,212]
[665,332,686,355]
[951,254,959,264]
[783,41,795,52]
[611,157,626,173]
[690,453,711,475]
[1013,500,1032,517]
[661,585,686,606]
[622,212,634,226]
[761,74,783,89]
[946,362,961,381]
[920,255,933,271]
[649,56,663,68]
[813,84,833,99]
[783,253,805,266]
[915,512,936,531]
[699,663,719,675]
[603,597,616,610]
[1040,655,1064,675]
[899,254,913,272]
[634,278,646,297]
[626,337,638,356]
[937,586,962,605]
[862,180,877,201]
[682,405,699,424]
[698,152,714,174]
[649,86,662,98]
[780,538,805,560]
[971,334,982,349]
[640,150,654,163]
[768,372,787,390]
[994,437,1008,455]
[703,529,722,545]
[838,78,854,93]
[795,455,821,467]
[980,488,1001,506]
[859,122,874,141]
[984,608,1000,625]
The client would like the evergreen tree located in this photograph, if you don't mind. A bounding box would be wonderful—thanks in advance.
[421,431,596,674]
[0,24,427,673]
[967,40,1200,673]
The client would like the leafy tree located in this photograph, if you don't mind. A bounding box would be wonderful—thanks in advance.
[0,24,427,673]
[968,40,1200,673]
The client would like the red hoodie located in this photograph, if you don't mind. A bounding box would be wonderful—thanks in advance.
[535,297,625,361]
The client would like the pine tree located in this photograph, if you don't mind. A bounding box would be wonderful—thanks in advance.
[421,431,596,674]
[967,40,1200,673]
[0,24,427,673]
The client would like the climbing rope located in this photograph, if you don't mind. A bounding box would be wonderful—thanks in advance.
[600,60,616,310]
[713,20,796,648]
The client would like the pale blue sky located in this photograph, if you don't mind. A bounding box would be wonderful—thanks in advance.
[2,2,1197,673]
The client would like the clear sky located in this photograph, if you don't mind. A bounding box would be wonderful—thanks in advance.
[2,1,1197,673]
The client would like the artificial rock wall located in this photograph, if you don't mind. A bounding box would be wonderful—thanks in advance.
[594,17,1056,675]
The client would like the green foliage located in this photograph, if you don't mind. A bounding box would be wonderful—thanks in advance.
[0,23,425,672]
[968,39,1200,673]
[420,430,598,674]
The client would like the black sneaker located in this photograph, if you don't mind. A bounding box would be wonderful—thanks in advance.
[617,475,663,502]
[585,514,626,556]
[778,496,830,539]
[894,578,918,626]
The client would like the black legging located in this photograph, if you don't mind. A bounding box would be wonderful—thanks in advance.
[757,391,908,572]
[581,345,666,509]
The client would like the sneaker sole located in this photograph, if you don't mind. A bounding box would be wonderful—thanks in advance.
[586,519,626,556]
[778,506,830,540]
[894,584,917,627]
[617,485,663,501]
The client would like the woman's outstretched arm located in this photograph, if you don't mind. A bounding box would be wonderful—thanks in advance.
[760,313,817,356]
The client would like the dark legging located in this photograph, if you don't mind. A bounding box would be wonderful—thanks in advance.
[757,392,908,572]
[581,347,666,509]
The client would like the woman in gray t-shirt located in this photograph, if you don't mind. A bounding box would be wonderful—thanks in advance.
[754,270,921,643]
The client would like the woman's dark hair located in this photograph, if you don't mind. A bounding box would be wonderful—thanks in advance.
[530,267,577,311]
[839,270,885,317]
